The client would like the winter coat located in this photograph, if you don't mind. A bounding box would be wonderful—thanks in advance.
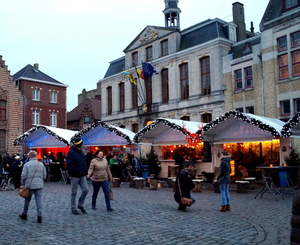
[174,172,195,203]
[291,169,300,244]
[88,157,112,182]
[217,156,231,185]
[66,145,87,177]
[21,158,46,189]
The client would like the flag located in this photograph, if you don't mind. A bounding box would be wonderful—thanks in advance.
[142,62,155,77]
[124,71,137,85]
[136,68,145,80]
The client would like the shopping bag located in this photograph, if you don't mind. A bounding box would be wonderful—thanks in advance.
[109,189,114,200]
[18,186,30,198]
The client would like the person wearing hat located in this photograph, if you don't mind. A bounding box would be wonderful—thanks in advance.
[66,138,89,215]
[11,155,23,190]
[174,169,195,211]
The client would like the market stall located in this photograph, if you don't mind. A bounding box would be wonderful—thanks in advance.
[133,118,207,178]
[197,110,287,178]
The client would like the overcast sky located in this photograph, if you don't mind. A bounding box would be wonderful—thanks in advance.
[0,0,269,111]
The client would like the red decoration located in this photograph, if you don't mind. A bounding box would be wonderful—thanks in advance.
[182,122,203,146]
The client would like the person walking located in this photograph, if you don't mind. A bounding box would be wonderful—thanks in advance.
[87,150,114,211]
[66,138,89,215]
[217,151,232,212]
[19,150,47,223]
[174,169,195,211]
[11,155,23,190]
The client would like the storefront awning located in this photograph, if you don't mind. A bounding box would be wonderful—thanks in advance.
[71,121,135,146]
[134,118,206,146]
[13,125,78,148]
[199,111,285,143]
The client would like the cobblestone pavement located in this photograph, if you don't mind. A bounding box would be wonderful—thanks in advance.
[0,181,293,245]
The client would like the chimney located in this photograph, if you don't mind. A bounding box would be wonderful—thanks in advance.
[232,2,247,41]
[250,21,255,33]
[33,63,39,70]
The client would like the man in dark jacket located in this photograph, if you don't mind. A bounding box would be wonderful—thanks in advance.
[174,169,195,211]
[66,138,89,215]
[291,169,300,244]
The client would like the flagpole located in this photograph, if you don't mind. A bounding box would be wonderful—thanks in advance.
[134,63,147,105]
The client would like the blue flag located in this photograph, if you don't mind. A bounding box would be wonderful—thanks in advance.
[142,62,154,77]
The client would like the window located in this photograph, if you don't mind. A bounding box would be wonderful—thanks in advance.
[161,40,168,57]
[84,116,90,124]
[180,115,190,121]
[50,111,57,127]
[201,113,212,123]
[132,52,138,67]
[145,76,152,105]
[281,100,291,115]
[236,108,244,113]
[291,31,300,48]
[235,70,242,90]
[277,36,287,51]
[161,69,169,104]
[294,98,300,113]
[132,123,139,133]
[200,57,211,95]
[278,54,289,80]
[119,82,125,112]
[246,106,254,114]
[0,100,7,120]
[107,86,112,115]
[0,130,6,150]
[292,50,300,77]
[285,0,299,9]
[32,88,40,101]
[50,91,57,103]
[179,63,189,100]
[32,109,40,125]
[131,83,138,110]
[146,46,153,62]
[245,67,253,88]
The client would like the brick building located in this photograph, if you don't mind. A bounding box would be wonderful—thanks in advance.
[13,63,68,141]
[0,56,23,154]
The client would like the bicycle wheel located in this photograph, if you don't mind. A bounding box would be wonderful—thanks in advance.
[7,177,14,190]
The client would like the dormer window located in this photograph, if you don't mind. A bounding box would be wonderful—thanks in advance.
[146,46,153,62]
[284,0,300,11]
[132,52,138,67]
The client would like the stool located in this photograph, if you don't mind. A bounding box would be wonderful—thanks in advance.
[242,177,256,190]
[157,180,165,188]
[129,176,138,188]
[145,177,154,187]
[167,177,176,188]
[113,178,121,188]
[192,179,203,192]
[134,178,145,189]
[149,178,157,190]
[236,180,250,193]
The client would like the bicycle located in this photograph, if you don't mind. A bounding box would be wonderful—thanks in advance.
[0,172,13,191]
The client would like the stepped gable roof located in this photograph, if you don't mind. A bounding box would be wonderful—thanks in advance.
[230,35,261,59]
[13,64,66,86]
[180,19,228,50]
[104,57,125,78]
[67,97,101,121]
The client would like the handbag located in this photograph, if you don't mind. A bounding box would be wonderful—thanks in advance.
[177,179,193,206]
[18,163,40,198]
[18,186,30,198]
[109,188,114,200]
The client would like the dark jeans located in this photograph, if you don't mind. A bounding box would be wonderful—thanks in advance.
[92,180,111,210]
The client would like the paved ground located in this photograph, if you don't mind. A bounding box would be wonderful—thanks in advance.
[0,180,294,245]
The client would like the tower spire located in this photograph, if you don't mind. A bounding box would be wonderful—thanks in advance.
[163,0,181,29]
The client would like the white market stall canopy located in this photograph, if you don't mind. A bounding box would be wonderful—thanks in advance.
[199,111,285,144]
[71,121,135,146]
[13,125,78,148]
[133,118,206,146]
[281,113,300,137]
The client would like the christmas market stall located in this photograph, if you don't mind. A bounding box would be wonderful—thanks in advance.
[133,118,207,179]
[197,110,287,179]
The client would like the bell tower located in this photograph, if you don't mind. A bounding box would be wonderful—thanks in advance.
[163,0,181,29]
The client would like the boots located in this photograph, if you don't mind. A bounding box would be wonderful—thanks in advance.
[219,205,226,212]
[37,216,42,223]
[226,204,231,211]
[19,214,27,220]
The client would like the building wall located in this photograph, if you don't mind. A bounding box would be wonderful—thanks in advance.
[19,79,67,131]
[0,56,23,154]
